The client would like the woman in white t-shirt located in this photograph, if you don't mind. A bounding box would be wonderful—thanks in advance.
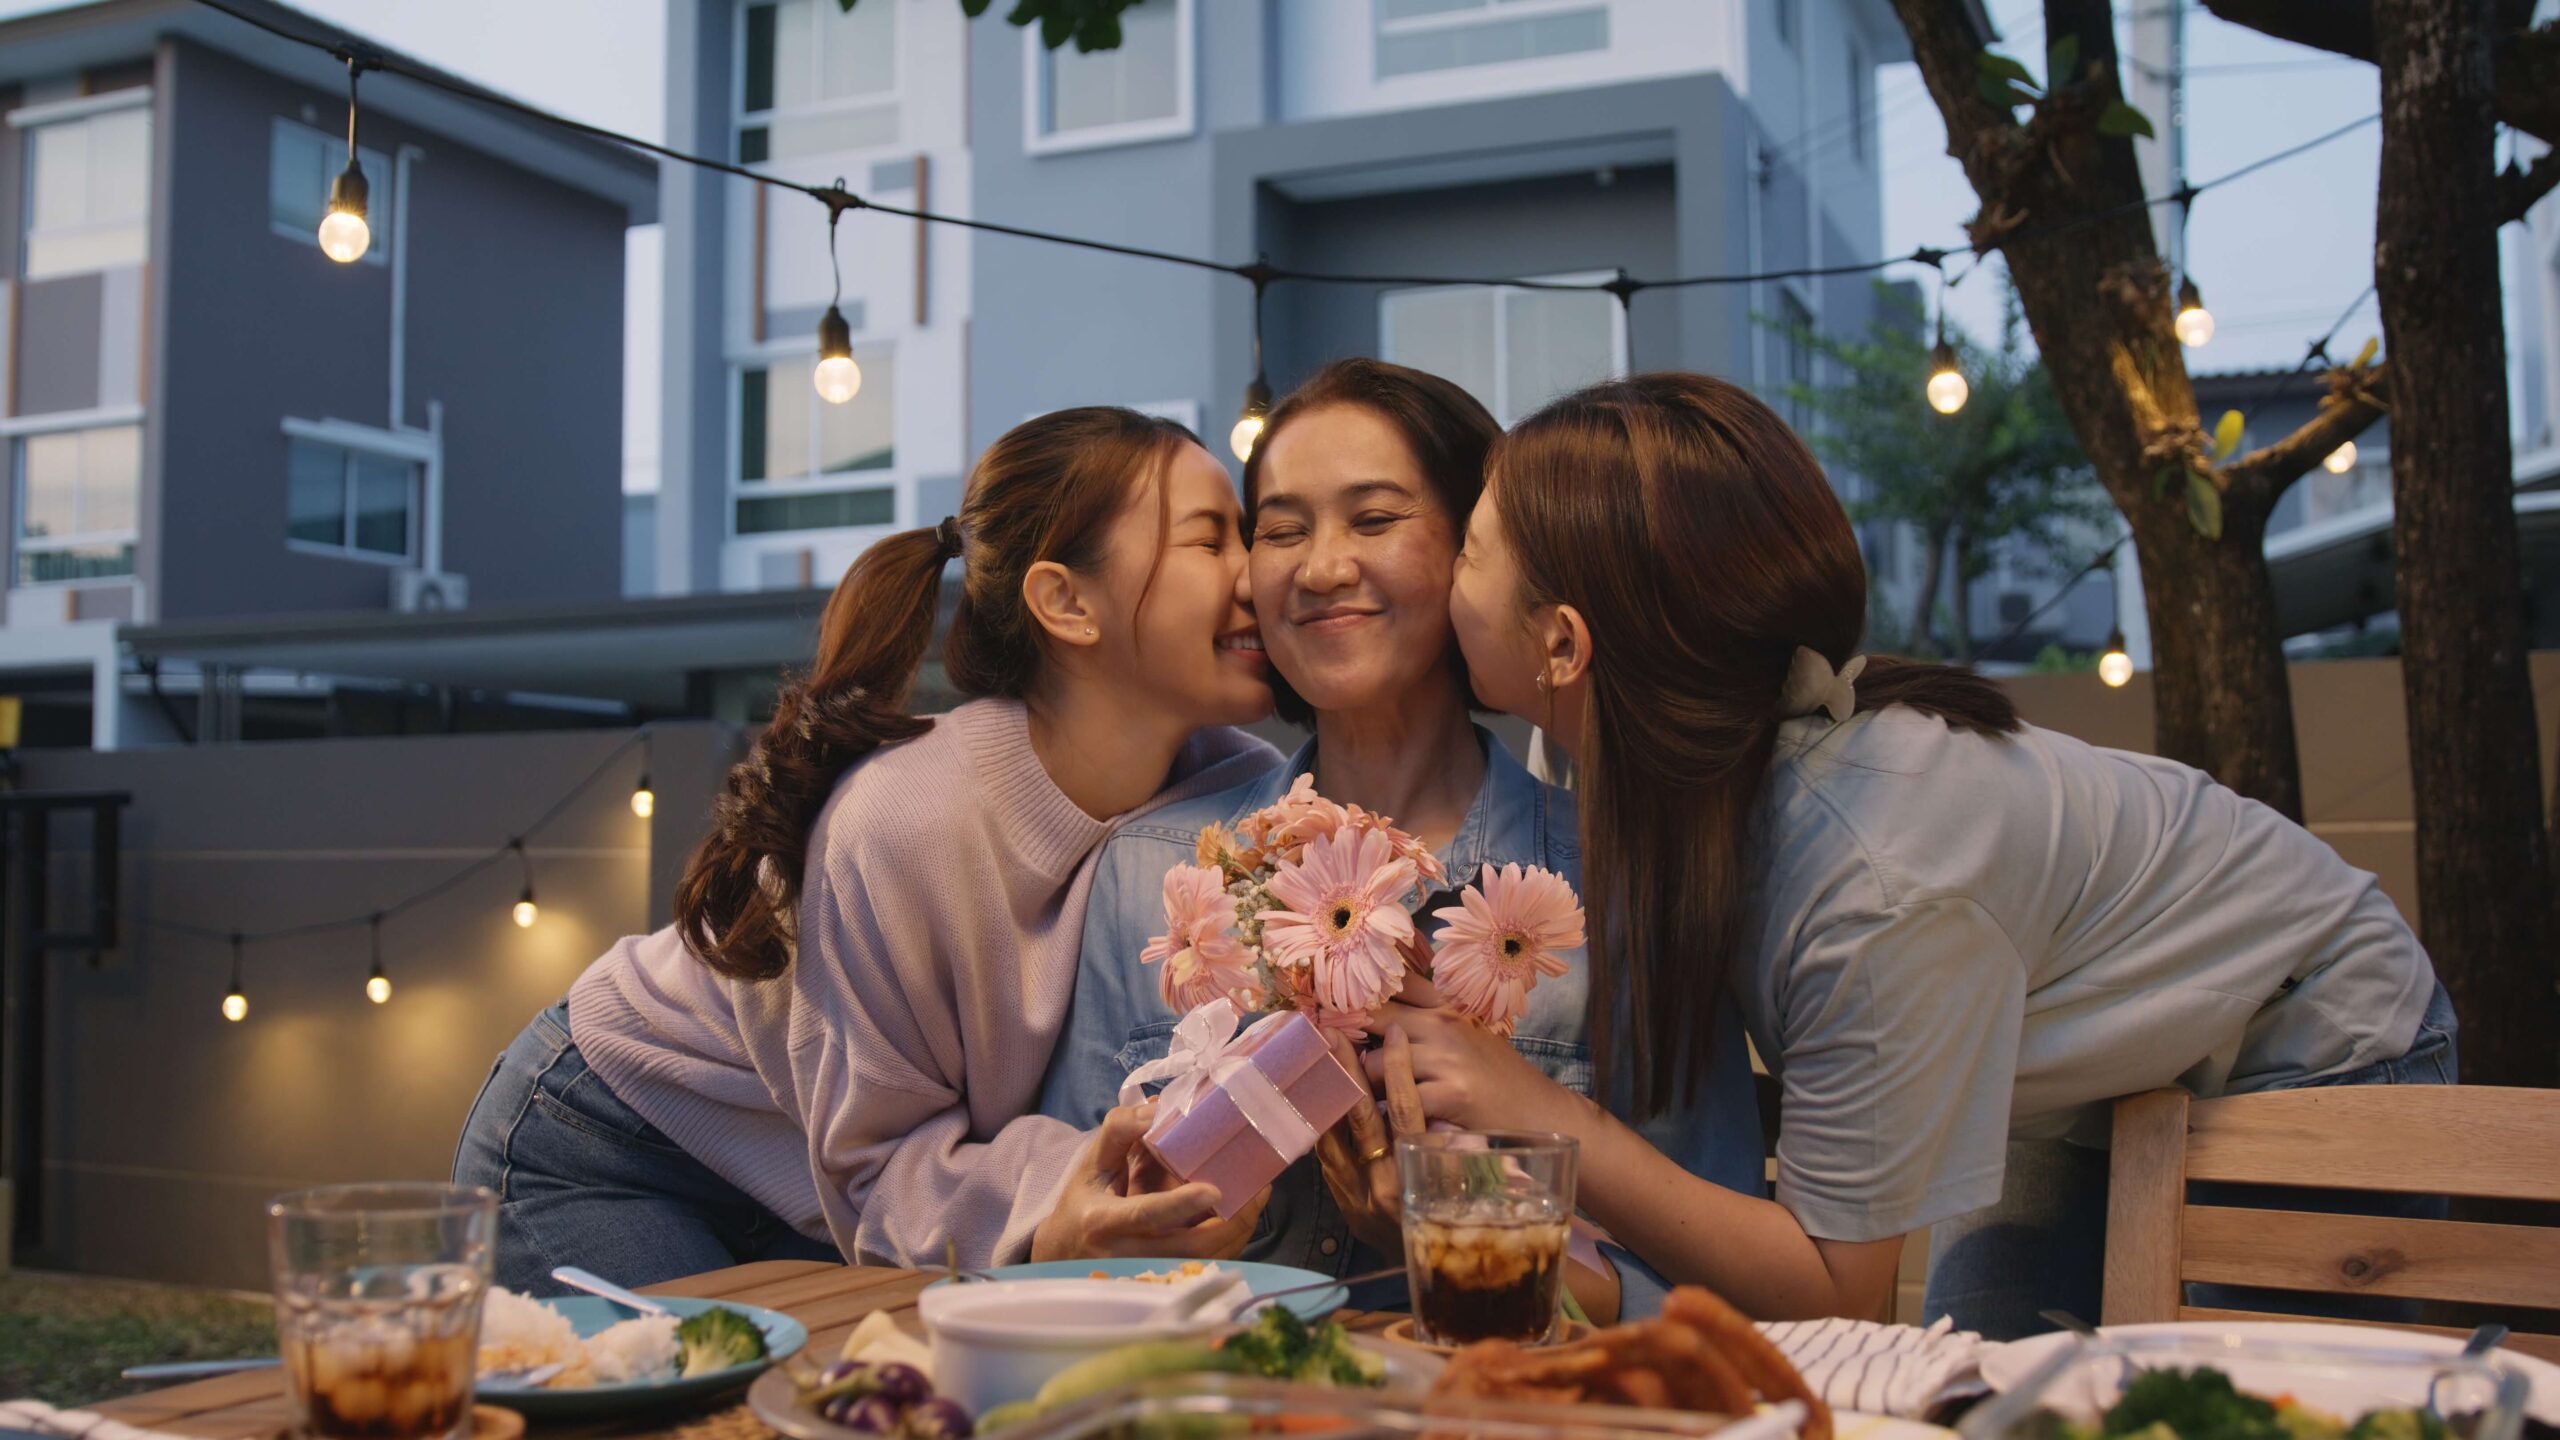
[1365,371,2448,1338]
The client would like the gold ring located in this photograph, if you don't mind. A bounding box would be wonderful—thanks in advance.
[1360,1143,1391,1164]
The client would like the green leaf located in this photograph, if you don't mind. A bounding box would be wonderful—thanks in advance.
[1976,50,2039,87]
[1977,74,2036,108]
[2213,409,2245,460]
[2185,471,2225,540]
[2354,336,2380,369]
[2096,101,2156,139]
[2047,35,2080,86]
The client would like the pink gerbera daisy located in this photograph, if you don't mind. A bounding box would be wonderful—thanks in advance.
[1260,827,1418,1024]
[1140,864,1256,1013]
[1428,863,1585,1036]
[1250,774,1351,859]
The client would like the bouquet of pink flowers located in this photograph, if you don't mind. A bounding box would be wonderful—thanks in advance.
[1141,775,1587,1036]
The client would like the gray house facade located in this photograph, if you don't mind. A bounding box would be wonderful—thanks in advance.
[0,0,654,745]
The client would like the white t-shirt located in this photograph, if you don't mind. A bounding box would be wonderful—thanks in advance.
[1739,706,2435,1243]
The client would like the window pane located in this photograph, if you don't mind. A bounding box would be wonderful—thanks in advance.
[288,439,347,546]
[352,453,413,557]
[739,368,770,480]
[1503,289,1617,424]
[821,0,896,100]
[735,487,895,535]
[773,0,815,110]
[1046,1,1179,133]
[1381,288,1498,421]
[1847,44,1868,160]
[738,126,771,164]
[18,542,134,585]
[817,346,895,473]
[80,424,141,536]
[766,356,813,478]
[88,107,150,225]
[1379,0,1484,17]
[29,122,88,230]
[1376,7,1605,75]
[743,2,778,112]
[768,103,899,158]
[26,110,152,278]
[270,120,328,232]
[21,433,80,540]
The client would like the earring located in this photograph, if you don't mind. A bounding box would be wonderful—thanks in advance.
[1085,626,1097,638]
[1533,669,1550,694]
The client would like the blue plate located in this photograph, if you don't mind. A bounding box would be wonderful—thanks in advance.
[479,1295,806,1420]
[943,1260,1347,1321]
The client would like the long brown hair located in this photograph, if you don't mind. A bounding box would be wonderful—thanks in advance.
[673,407,1196,981]
[1490,372,2020,1119]
[1240,358,1501,724]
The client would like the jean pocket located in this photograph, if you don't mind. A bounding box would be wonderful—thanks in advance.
[1113,1019,1180,1082]
[1508,1035,1596,1098]
[532,1063,689,1156]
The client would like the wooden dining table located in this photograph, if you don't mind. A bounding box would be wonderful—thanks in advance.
[93,1261,1400,1440]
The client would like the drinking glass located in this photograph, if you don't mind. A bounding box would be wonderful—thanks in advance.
[1397,1131,1578,1347]
[269,1183,497,1440]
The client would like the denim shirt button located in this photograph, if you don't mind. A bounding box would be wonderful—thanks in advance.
[1319,1236,1339,1257]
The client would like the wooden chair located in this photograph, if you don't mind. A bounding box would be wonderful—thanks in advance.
[2104,1085,2560,1364]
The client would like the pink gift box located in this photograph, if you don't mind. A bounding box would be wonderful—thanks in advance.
[1141,1011,1365,1219]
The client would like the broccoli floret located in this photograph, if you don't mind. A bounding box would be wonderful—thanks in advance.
[2104,1368,2289,1440]
[1219,1307,1383,1389]
[675,1306,770,1377]
[2346,1409,2445,1440]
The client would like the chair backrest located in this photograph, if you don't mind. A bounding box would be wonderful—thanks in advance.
[2104,1085,2560,1364]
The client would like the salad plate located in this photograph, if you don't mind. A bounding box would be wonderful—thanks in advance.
[478,1295,806,1421]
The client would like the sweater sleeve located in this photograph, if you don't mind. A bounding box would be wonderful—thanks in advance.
[788,840,1091,1270]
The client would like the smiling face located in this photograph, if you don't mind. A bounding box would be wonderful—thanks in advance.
[1083,439,1272,728]
[1449,469,1558,734]
[1248,404,1465,717]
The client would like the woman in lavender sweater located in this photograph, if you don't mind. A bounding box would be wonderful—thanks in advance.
[454,409,1286,1292]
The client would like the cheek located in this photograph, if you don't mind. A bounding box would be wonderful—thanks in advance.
[1249,548,1292,612]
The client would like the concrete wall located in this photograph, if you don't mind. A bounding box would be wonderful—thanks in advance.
[15,722,740,1289]
[153,40,627,622]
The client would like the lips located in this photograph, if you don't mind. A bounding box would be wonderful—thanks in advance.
[1290,607,1382,633]
[1216,630,1268,666]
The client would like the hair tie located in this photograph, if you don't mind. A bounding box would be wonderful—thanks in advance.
[1781,647,1866,724]
[934,516,965,559]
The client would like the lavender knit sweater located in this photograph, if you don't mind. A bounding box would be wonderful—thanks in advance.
[568,699,1278,1269]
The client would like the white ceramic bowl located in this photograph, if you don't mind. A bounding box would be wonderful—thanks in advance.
[915,1278,1228,1415]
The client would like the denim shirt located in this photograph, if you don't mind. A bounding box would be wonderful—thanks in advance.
[1037,727,1765,1314]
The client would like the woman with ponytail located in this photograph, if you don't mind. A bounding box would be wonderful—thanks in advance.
[1360,372,2446,1337]
[454,409,1282,1292]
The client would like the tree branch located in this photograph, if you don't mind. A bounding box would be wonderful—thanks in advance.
[2202,2,2560,146]
[2221,361,2391,511]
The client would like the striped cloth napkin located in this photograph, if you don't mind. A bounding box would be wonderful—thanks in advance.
[1758,1315,1992,1419]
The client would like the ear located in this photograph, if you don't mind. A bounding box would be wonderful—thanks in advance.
[1022,560,1102,649]
[1541,602,1594,691]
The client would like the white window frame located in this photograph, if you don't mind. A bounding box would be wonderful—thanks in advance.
[268,118,392,268]
[1022,0,1196,157]
[7,406,144,589]
[1377,269,1629,426]
[281,417,429,566]
[731,0,904,166]
[1371,0,1610,80]
[727,340,902,539]
[13,87,153,283]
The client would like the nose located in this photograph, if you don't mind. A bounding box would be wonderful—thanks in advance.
[1232,550,1254,609]
[1299,529,1359,596]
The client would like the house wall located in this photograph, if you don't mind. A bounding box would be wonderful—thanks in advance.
[151,40,627,622]
[14,722,739,1290]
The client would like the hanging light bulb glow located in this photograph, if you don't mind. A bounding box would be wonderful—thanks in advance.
[631,773,656,819]
[813,305,861,404]
[365,915,391,1004]
[1230,375,1273,461]
[222,935,248,1022]
[2323,440,2357,474]
[2098,629,2134,689]
[1926,342,1969,415]
[514,886,539,929]
[2174,277,2214,348]
[318,60,372,263]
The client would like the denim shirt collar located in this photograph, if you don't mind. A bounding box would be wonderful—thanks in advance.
[1250,724,1562,884]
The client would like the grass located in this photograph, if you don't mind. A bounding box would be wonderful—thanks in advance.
[0,1270,273,1409]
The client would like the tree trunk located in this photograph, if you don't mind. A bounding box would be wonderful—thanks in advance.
[2372,0,2559,1087]
[1908,520,1950,657]
[1889,0,2313,819]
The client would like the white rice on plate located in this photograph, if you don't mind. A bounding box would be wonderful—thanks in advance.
[476,1287,680,1388]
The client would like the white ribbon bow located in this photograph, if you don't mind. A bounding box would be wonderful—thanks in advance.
[1117,998,1318,1159]
[1781,646,1867,724]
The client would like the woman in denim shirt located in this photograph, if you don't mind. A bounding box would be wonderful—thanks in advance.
[1038,360,1763,1318]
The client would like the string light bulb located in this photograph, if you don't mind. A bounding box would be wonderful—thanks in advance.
[2323,440,2357,474]
[509,839,538,927]
[631,773,656,819]
[318,58,371,263]
[1926,342,1969,415]
[2174,277,2214,348]
[2098,630,2134,689]
[222,934,248,1023]
[365,914,391,1005]
[1230,375,1272,462]
[813,305,861,405]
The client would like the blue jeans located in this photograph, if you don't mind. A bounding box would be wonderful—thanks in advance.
[452,1002,839,1296]
[1922,983,2459,1340]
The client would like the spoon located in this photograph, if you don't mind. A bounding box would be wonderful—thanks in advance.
[2039,1309,2104,1340]
[1147,1269,1248,1323]
[550,1266,672,1317]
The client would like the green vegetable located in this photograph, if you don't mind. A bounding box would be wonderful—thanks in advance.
[2103,1368,2289,1440]
[974,1401,1041,1435]
[2345,1410,2444,1440]
[1032,1340,1241,1409]
[2278,1401,2349,1440]
[1218,1307,1385,1388]
[674,1306,770,1378]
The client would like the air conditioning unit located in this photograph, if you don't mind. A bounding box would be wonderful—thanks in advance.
[390,569,469,613]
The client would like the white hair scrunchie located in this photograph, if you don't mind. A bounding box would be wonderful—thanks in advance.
[1781,647,1866,724]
